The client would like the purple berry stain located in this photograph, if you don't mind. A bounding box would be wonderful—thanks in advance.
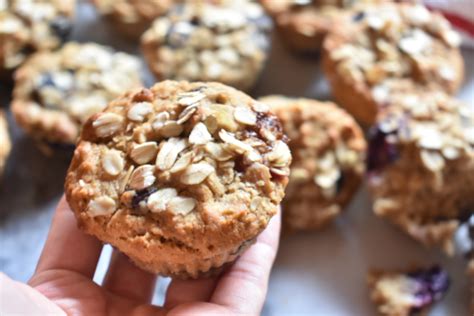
[407,265,450,315]
[367,124,399,173]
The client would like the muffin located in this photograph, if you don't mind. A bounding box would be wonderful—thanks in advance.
[11,42,142,151]
[92,0,173,39]
[368,265,450,316]
[261,96,366,231]
[0,0,75,79]
[0,110,11,176]
[65,81,291,278]
[367,91,474,255]
[322,2,464,126]
[260,0,382,54]
[141,0,272,92]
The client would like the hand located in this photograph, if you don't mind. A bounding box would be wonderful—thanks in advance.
[25,197,281,316]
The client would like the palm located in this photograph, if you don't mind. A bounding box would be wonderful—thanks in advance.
[27,198,280,316]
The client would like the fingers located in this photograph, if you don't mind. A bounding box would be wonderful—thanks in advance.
[34,196,103,279]
[211,210,281,315]
[164,277,218,309]
[102,250,157,303]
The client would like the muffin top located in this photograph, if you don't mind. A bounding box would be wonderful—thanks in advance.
[262,95,366,198]
[324,2,463,103]
[65,81,290,256]
[141,0,272,91]
[0,0,75,72]
[12,42,142,145]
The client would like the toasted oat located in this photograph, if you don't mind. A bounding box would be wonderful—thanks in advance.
[180,162,215,185]
[168,196,196,215]
[177,105,197,124]
[219,129,253,154]
[88,196,116,217]
[314,168,341,189]
[130,142,159,164]
[151,112,170,130]
[205,142,233,161]
[234,106,257,125]
[93,113,124,137]
[129,164,156,190]
[266,140,292,167]
[177,91,206,106]
[420,150,445,172]
[128,102,153,122]
[170,151,194,173]
[102,149,124,176]
[189,122,212,145]
[156,138,188,170]
[161,121,183,137]
[147,188,178,213]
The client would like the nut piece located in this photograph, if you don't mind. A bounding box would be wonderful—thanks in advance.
[130,142,159,164]
[128,102,153,122]
[168,196,196,215]
[102,150,124,176]
[147,188,178,213]
[156,138,188,170]
[189,123,212,145]
[180,162,215,185]
[88,196,116,217]
[234,107,257,125]
[93,113,124,137]
[129,165,156,190]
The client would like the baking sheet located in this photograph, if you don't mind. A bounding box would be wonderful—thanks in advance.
[1,2,473,315]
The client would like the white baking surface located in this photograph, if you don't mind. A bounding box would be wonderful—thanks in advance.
[0,2,473,315]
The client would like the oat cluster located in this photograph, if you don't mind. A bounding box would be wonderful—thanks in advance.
[141,0,272,91]
[327,3,463,103]
[12,42,142,145]
[0,0,75,72]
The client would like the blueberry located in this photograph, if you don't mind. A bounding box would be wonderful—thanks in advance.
[50,16,73,42]
[367,125,399,173]
[132,187,157,209]
[352,11,365,22]
[407,265,450,311]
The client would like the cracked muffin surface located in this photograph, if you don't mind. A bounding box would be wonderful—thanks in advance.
[0,0,75,78]
[12,42,142,148]
[367,91,474,255]
[322,2,464,126]
[261,96,366,231]
[141,0,272,92]
[65,81,291,278]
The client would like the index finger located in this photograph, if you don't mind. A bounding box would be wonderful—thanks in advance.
[32,196,103,279]
[211,209,281,315]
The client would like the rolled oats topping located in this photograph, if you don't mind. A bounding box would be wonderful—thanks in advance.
[322,2,464,125]
[65,81,290,277]
[261,96,366,231]
[11,42,142,146]
[0,110,11,176]
[367,91,474,254]
[141,0,272,91]
[0,0,75,74]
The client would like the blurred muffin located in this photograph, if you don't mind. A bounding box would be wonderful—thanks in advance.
[0,0,75,79]
[11,42,142,151]
[65,81,291,278]
[260,0,383,54]
[367,91,474,254]
[323,2,464,126]
[92,0,173,39]
[368,265,450,316]
[261,96,366,231]
[141,0,272,92]
[0,110,11,176]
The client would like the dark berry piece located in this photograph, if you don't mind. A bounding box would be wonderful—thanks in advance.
[353,11,365,22]
[367,125,399,173]
[132,187,158,210]
[407,265,450,313]
[50,16,73,42]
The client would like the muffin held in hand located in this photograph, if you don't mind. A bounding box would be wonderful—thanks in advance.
[0,111,11,176]
[323,2,464,126]
[261,96,366,231]
[11,42,142,151]
[368,265,450,316]
[367,91,474,255]
[260,0,381,54]
[141,0,272,92]
[92,0,173,39]
[65,81,291,278]
[0,0,75,78]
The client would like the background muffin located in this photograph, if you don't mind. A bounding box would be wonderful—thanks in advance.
[0,0,75,79]
[11,42,142,150]
[261,96,366,231]
[0,110,11,176]
[141,0,272,92]
[65,81,291,278]
[323,2,464,126]
[367,91,474,254]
